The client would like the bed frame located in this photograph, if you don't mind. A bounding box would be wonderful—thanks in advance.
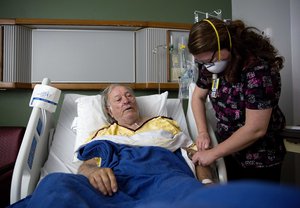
[10,79,227,204]
[186,83,227,183]
[10,78,56,203]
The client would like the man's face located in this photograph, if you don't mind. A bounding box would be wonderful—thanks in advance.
[107,86,139,123]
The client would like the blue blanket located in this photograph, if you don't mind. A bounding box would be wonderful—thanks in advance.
[10,140,300,208]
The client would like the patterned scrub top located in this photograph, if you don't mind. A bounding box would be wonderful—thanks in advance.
[196,58,286,168]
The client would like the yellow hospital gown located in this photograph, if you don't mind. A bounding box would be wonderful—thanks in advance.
[84,116,194,168]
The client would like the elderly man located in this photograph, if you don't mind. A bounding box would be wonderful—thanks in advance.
[78,84,214,196]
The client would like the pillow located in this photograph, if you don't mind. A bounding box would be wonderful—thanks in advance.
[74,94,105,154]
[73,91,169,156]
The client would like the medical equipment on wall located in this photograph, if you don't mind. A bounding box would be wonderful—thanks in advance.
[170,33,189,82]
[169,32,196,99]
[152,44,167,94]
[177,9,222,100]
[178,60,198,99]
[194,9,222,22]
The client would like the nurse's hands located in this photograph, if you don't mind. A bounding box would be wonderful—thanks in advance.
[193,132,217,166]
[195,132,211,150]
[192,148,217,167]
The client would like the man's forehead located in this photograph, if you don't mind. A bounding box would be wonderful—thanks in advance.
[109,86,132,97]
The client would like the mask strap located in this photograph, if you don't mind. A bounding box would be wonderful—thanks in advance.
[203,19,233,58]
[203,19,221,61]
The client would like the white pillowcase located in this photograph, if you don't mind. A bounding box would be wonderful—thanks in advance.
[73,91,169,156]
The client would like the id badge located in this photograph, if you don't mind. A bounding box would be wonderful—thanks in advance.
[211,78,219,98]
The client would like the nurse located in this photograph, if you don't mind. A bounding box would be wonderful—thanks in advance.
[188,17,286,182]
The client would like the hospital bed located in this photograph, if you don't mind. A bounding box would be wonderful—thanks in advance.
[10,78,227,204]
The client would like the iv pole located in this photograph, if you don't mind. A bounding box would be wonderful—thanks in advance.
[194,9,222,22]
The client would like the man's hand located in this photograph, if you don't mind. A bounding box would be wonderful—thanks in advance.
[88,167,118,196]
[78,158,118,196]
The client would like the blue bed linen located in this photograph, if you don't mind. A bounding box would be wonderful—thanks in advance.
[10,140,300,208]
[77,140,201,201]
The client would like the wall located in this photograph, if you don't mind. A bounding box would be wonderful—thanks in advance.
[232,0,300,187]
[232,0,296,125]
[0,90,32,126]
[0,0,231,23]
[0,0,231,127]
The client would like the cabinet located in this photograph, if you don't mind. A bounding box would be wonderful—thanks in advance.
[32,29,135,83]
[0,19,192,90]
[136,28,168,83]
[1,25,31,84]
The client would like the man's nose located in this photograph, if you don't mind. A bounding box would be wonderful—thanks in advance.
[122,96,130,104]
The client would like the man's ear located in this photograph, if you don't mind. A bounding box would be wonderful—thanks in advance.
[107,106,113,117]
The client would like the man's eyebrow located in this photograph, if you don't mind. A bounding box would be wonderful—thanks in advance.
[112,94,121,99]
[123,91,133,96]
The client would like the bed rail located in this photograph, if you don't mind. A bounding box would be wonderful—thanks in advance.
[10,78,60,204]
[186,82,227,183]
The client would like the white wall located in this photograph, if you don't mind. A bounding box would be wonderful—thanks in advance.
[232,0,298,125]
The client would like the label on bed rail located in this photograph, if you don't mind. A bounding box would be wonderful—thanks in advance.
[30,84,61,113]
[27,136,37,169]
[37,118,43,136]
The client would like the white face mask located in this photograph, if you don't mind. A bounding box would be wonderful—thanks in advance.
[203,60,228,74]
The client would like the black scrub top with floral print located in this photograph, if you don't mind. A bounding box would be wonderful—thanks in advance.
[196,58,286,168]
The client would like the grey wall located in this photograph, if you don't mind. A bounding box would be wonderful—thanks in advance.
[290,0,300,125]
[232,0,296,125]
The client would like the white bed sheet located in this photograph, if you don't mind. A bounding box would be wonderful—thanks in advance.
[40,94,191,178]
